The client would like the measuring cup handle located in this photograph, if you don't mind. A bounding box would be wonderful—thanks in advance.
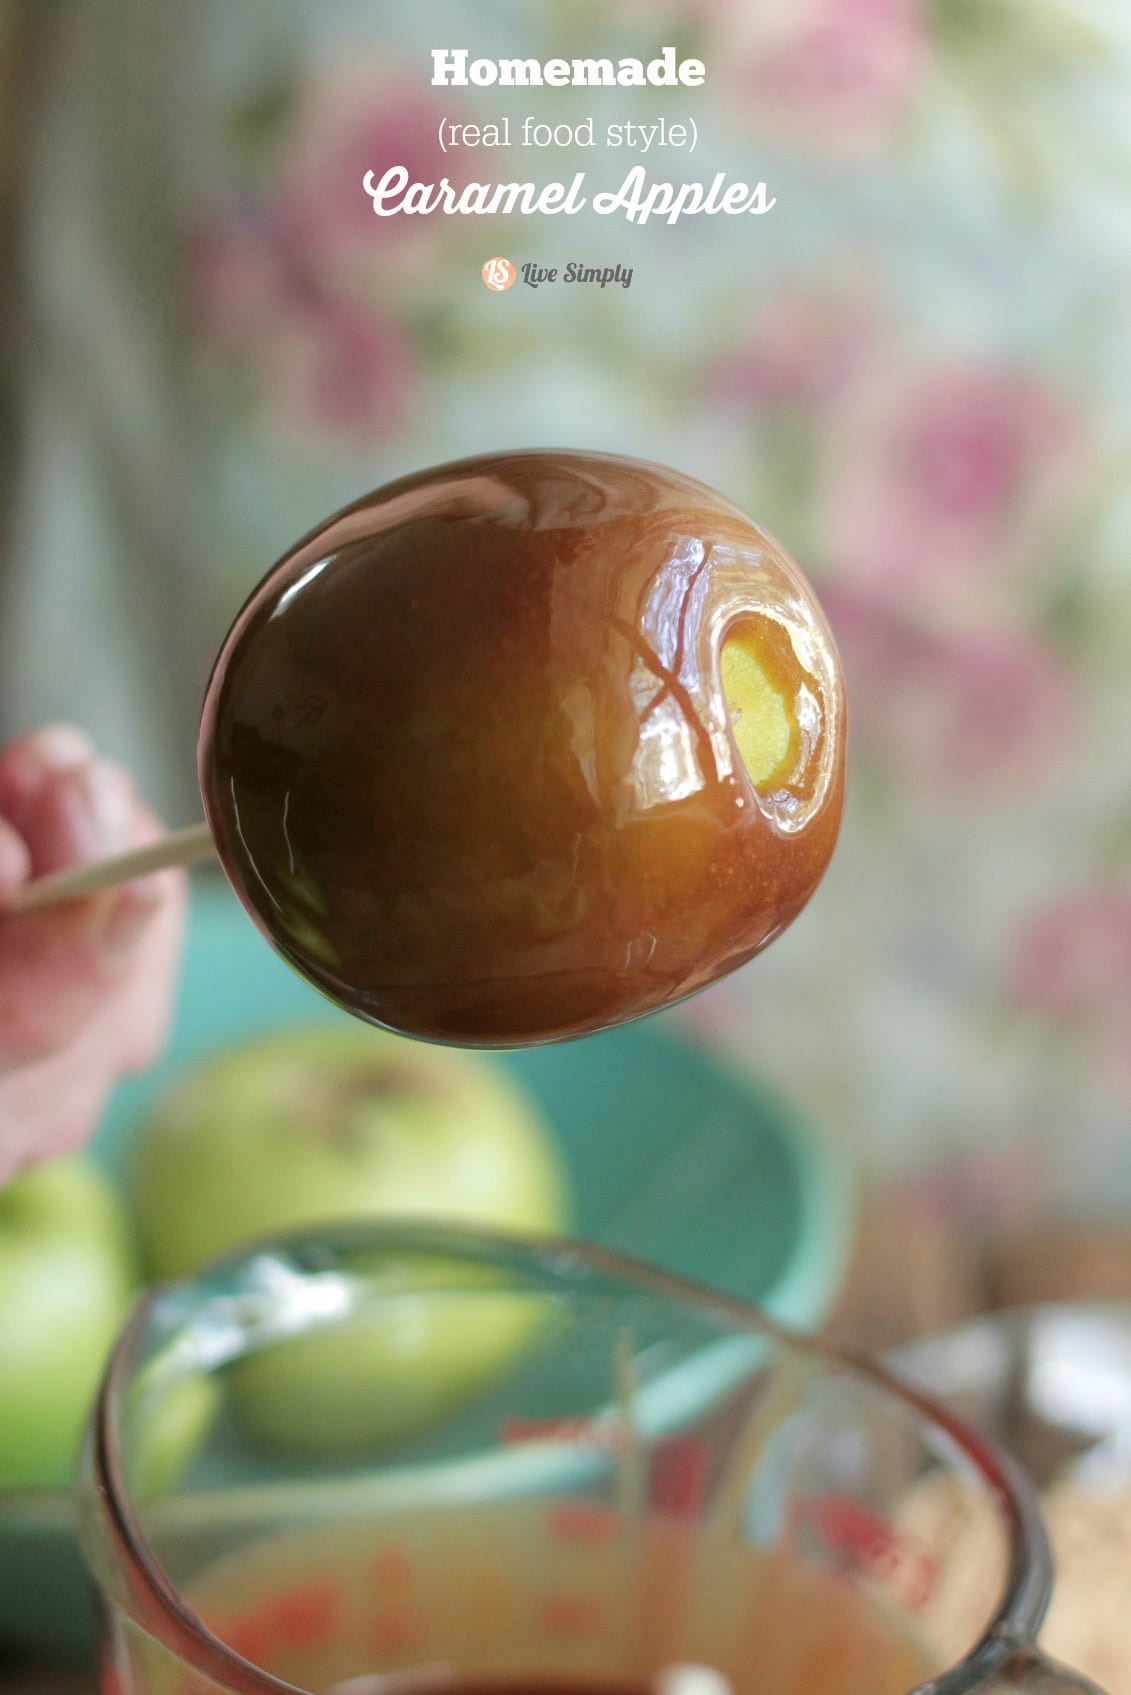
[991,1648,1109,1694]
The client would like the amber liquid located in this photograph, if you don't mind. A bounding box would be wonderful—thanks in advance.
[181,1500,932,1695]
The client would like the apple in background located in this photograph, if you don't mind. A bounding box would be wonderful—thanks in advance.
[129,1027,570,1452]
[120,1359,221,1504]
[0,1157,137,1488]
[131,1026,569,1278]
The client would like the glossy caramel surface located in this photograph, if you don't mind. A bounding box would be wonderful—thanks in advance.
[198,452,844,1044]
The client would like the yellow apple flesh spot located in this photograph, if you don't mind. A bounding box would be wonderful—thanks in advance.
[720,632,795,787]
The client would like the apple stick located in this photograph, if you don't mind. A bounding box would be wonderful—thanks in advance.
[5,821,217,916]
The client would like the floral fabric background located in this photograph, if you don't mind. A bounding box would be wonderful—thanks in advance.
[3,0,1131,1212]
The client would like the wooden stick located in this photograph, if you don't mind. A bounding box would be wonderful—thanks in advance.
[6,821,217,915]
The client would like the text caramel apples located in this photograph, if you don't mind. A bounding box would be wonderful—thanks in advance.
[198,451,844,1045]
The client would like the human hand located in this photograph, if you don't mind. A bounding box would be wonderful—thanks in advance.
[0,727,185,1181]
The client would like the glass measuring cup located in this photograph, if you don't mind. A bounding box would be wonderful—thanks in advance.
[78,1224,1106,1695]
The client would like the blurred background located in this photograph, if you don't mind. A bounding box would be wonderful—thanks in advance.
[2,0,1131,1334]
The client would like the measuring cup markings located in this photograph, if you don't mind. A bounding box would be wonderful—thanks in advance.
[365,1543,422,1655]
[536,1592,608,1639]
[204,1577,346,1676]
[547,1503,621,1544]
[86,1229,1099,1695]
[789,1496,938,1611]
[219,1608,274,1670]
[530,1513,622,1646]
[501,1413,709,1522]
[648,1438,708,1519]
[267,1579,343,1651]
[501,1417,626,1451]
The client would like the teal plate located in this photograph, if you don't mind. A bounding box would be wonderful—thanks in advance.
[0,882,855,1660]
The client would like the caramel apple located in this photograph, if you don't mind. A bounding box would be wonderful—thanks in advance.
[198,451,844,1045]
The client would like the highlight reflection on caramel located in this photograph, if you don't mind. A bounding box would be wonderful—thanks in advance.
[198,451,845,1045]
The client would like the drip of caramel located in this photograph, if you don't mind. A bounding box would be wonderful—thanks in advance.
[198,451,845,1045]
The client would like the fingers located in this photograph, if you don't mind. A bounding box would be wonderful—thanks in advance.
[98,877,186,1078]
[0,866,186,1176]
[0,819,31,897]
[2,749,136,883]
[87,801,188,1077]
[0,1033,120,1183]
[0,814,186,1175]
[0,728,188,1179]
[0,725,95,868]
[0,727,186,1168]
[0,733,170,1068]
[0,888,164,1068]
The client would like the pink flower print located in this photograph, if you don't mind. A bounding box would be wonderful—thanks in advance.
[822,584,1074,797]
[187,61,448,442]
[272,62,468,265]
[713,293,876,412]
[267,295,413,440]
[820,364,1081,600]
[187,215,414,444]
[1010,884,1131,1089]
[715,0,927,160]
[189,218,282,354]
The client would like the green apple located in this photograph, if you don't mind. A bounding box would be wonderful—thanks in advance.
[0,1157,137,1488]
[111,1335,223,1505]
[229,1256,553,1454]
[130,1027,569,1452]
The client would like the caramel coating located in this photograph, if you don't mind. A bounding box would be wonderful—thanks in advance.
[198,452,844,1045]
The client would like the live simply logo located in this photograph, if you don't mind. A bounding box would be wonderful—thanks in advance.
[482,256,633,290]
[481,257,516,289]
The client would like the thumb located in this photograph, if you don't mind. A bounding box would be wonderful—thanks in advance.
[0,755,162,1068]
